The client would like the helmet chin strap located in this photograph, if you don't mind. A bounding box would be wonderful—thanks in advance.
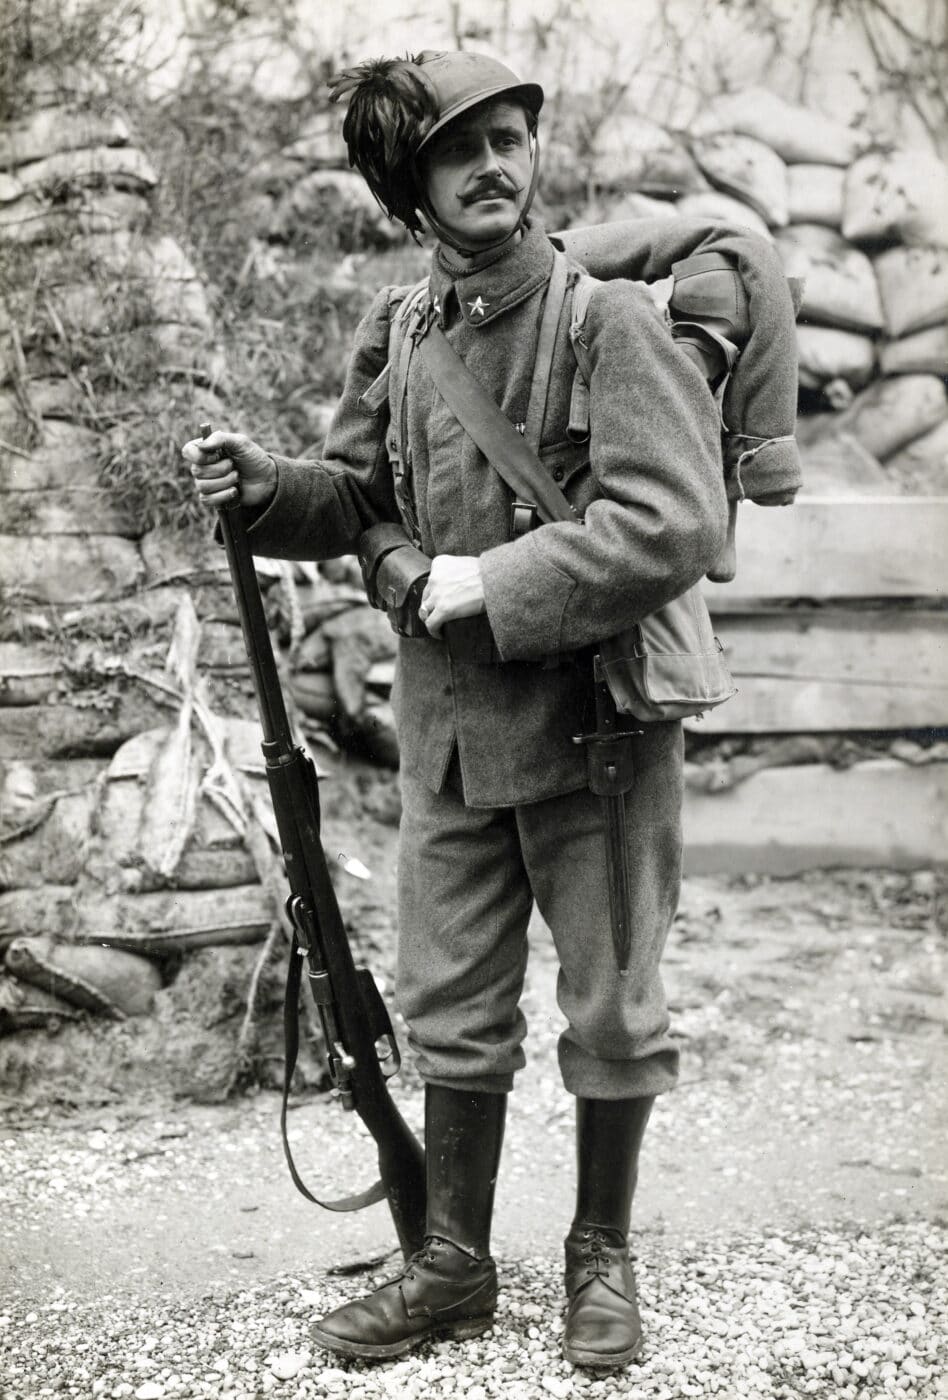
[417,134,542,262]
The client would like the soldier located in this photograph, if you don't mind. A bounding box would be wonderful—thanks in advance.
[183,50,728,1369]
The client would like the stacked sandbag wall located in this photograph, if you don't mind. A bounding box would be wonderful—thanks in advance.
[0,73,337,1094]
[563,86,947,494]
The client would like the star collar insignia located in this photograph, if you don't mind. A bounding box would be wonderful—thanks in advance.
[467,295,489,320]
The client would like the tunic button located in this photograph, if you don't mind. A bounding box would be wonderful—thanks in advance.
[552,466,565,482]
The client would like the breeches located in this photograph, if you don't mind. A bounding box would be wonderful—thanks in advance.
[395,721,683,1099]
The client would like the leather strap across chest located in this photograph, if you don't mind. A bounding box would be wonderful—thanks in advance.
[415,250,580,529]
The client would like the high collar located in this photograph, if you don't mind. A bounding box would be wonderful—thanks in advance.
[428,219,555,329]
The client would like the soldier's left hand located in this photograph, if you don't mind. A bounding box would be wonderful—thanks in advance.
[418,555,486,637]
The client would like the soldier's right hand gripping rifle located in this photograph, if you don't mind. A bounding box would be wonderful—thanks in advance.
[201,426,426,1261]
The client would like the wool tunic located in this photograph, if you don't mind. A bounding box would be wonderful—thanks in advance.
[245,221,728,807]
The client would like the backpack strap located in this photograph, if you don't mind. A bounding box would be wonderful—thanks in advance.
[523,249,570,453]
[358,278,429,544]
[566,272,597,443]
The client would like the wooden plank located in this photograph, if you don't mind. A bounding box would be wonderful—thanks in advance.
[683,759,948,875]
[703,497,947,605]
[688,609,948,732]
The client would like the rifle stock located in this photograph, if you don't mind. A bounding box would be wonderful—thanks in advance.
[209,455,425,1260]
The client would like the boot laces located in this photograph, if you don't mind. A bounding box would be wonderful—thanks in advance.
[580,1227,611,1273]
[403,1240,440,1280]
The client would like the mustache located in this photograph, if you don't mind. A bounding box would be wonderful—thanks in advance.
[460,176,522,206]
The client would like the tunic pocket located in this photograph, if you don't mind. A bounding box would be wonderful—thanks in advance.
[539,441,593,512]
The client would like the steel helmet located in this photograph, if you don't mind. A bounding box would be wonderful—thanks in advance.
[329,50,543,246]
[413,50,543,150]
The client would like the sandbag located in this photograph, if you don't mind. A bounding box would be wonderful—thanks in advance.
[787,164,844,228]
[596,192,678,224]
[590,114,707,197]
[75,885,272,954]
[886,419,948,494]
[294,626,331,672]
[0,692,170,763]
[0,190,150,244]
[0,786,96,889]
[879,324,948,378]
[0,886,77,947]
[828,375,948,461]
[281,110,349,169]
[0,975,82,1034]
[288,669,337,720]
[843,150,948,248]
[322,605,398,724]
[1,422,100,490]
[796,325,875,390]
[271,170,404,248]
[0,534,144,604]
[4,934,161,1017]
[674,191,771,240]
[0,486,142,536]
[691,88,864,166]
[139,525,231,588]
[0,107,131,168]
[873,246,948,337]
[0,641,64,705]
[776,225,883,332]
[51,277,211,336]
[798,433,890,496]
[100,725,264,891]
[13,146,157,196]
[359,702,399,769]
[692,134,789,227]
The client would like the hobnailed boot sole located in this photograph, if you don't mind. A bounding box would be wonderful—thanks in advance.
[310,1312,494,1361]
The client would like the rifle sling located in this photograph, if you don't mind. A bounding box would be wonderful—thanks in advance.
[281,932,388,1212]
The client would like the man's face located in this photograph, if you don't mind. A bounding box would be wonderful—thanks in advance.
[420,99,534,249]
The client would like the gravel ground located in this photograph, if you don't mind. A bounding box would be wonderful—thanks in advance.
[2,1222,946,1399]
[3,869,946,1398]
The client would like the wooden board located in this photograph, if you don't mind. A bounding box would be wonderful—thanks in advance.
[683,759,948,875]
[687,609,948,733]
[703,497,947,605]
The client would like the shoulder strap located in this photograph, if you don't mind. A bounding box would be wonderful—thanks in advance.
[523,250,570,453]
[417,319,577,527]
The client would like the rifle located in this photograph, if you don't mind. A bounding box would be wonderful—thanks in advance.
[204,426,426,1260]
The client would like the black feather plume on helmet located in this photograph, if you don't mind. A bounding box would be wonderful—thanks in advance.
[329,56,438,237]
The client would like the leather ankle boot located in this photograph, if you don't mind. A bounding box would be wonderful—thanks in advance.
[312,1086,506,1360]
[563,1095,654,1369]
